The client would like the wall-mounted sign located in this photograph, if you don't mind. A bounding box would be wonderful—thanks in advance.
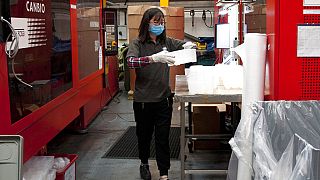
[297,25,320,57]
[7,17,47,49]
[304,0,320,6]
[26,1,46,14]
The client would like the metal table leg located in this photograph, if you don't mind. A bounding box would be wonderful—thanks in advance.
[180,102,186,180]
[231,102,239,134]
[187,102,193,153]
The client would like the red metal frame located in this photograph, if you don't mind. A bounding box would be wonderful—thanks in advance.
[266,0,311,100]
[0,0,119,162]
[0,43,11,134]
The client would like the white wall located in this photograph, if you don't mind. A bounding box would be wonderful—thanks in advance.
[184,11,214,38]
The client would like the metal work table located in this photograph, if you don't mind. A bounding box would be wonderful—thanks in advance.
[174,75,242,179]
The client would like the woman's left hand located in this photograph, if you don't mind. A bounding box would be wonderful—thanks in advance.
[183,42,197,49]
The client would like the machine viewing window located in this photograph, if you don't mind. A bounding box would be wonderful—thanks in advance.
[77,0,100,79]
[104,9,118,56]
[8,0,72,123]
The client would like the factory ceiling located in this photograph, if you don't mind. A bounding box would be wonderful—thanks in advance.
[108,0,215,10]
[106,0,265,10]
[111,0,210,2]
[109,0,265,4]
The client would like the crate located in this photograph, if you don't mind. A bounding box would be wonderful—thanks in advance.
[0,136,23,180]
[54,154,78,180]
[192,106,221,150]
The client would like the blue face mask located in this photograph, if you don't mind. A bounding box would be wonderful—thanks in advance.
[149,24,165,36]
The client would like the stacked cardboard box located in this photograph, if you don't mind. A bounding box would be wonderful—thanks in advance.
[192,105,221,150]
[246,4,266,33]
[77,7,100,79]
[128,5,185,92]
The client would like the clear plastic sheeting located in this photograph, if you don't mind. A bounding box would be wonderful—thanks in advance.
[228,101,320,180]
[23,156,56,180]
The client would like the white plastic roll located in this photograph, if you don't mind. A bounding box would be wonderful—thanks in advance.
[234,33,267,180]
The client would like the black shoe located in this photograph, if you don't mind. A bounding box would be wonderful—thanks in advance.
[140,164,151,180]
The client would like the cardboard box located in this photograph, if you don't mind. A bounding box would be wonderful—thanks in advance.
[78,30,99,79]
[127,5,155,16]
[250,4,266,15]
[128,29,139,42]
[247,28,266,33]
[77,16,99,32]
[246,14,266,30]
[77,7,99,18]
[261,5,266,14]
[128,5,185,92]
[127,6,184,30]
[127,5,184,17]
[192,106,221,150]
[128,16,184,30]
[127,15,143,29]
[165,16,184,30]
[127,5,184,40]
[166,29,184,40]
[77,7,99,32]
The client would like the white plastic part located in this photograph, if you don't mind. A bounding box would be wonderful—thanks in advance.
[186,64,243,95]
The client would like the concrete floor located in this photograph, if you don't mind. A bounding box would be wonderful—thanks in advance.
[48,82,230,180]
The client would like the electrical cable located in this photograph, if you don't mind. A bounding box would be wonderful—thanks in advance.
[1,16,33,88]
[11,57,32,88]
[202,10,214,28]
[1,16,19,58]
[190,10,195,27]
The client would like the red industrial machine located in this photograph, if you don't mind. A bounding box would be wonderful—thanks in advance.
[266,0,320,100]
[0,0,119,162]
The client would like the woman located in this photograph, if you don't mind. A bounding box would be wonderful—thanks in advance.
[126,7,194,180]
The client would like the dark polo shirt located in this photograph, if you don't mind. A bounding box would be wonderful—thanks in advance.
[126,37,184,102]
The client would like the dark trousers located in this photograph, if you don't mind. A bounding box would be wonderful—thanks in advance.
[133,97,173,174]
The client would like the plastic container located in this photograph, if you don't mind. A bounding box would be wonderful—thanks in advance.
[0,135,23,180]
[53,154,78,180]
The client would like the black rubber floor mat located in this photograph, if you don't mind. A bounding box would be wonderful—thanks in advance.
[102,126,180,159]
